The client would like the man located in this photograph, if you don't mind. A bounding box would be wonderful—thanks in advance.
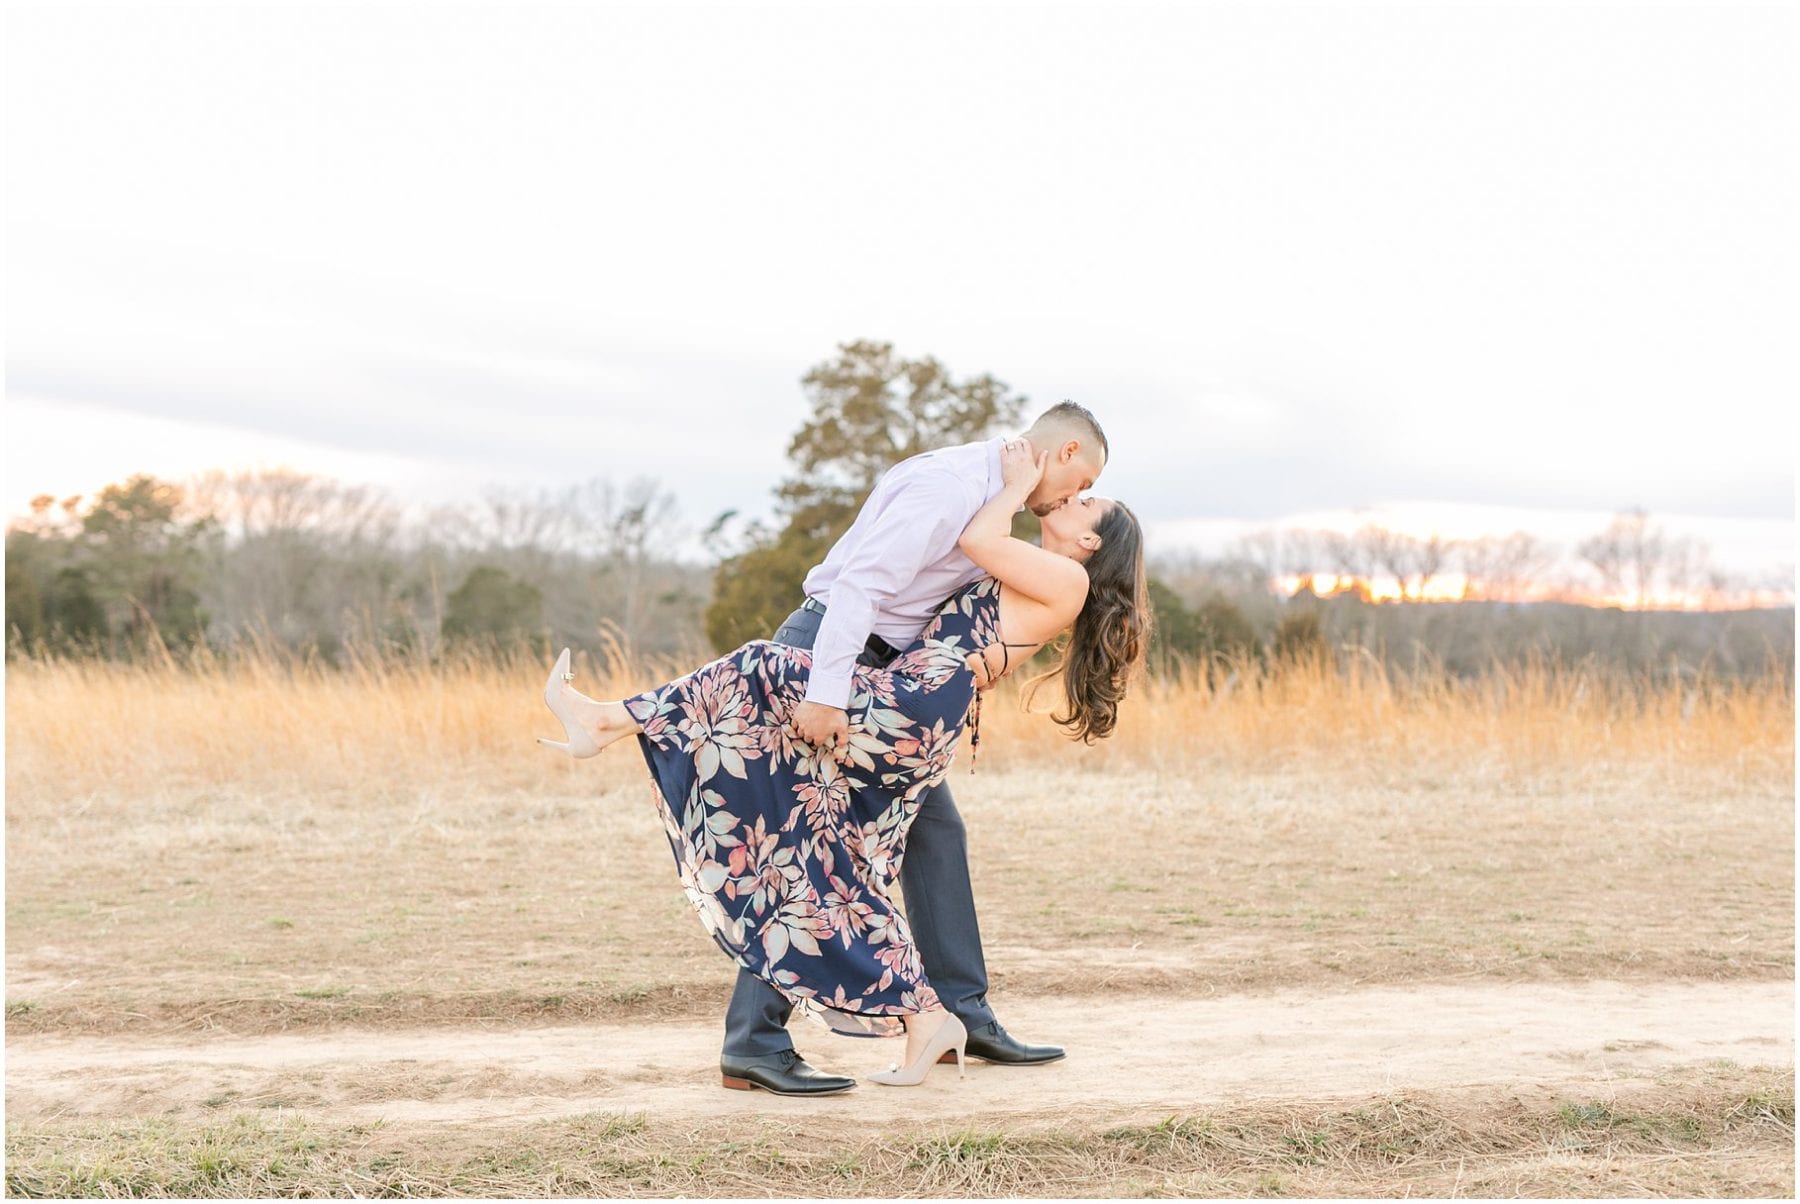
[717,400,1109,1095]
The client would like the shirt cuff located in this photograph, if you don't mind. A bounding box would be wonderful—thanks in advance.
[803,674,852,710]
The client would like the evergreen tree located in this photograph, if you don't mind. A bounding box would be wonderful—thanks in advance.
[442,565,544,650]
[4,549,45,652]
[44,565,111,653]
[78,475,214,653]
[705,340,1026,650]
[1145,577,1202,667]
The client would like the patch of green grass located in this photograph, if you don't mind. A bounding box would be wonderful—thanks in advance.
[6,1000,36,1017]
[267,917,294,930]
[1160,910,1212,927]
[1731,1092,1797,1126]
[1557,1100,1706,1145]
[1559,1102,1613,1127]
[292,986,349,1000]
[564,1112,647,1140]
[907,1130,1008,1167]
[1280,1128,1331,1165]
[1102,1115,1219,1152]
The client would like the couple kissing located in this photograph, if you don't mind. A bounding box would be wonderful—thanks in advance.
[538,401,1149,1091]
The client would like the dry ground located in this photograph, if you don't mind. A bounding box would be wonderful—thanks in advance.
[5,656,1794,1195]
[5,763,1789,1035]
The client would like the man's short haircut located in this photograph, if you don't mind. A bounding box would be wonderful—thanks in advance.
[1031,400,1108,462]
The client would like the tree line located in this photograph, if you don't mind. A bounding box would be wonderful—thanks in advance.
[1218,512,1753,609]
[6,340,1793,682]
[5,471,707,665]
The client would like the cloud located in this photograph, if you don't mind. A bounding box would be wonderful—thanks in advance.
[5,327,811,525]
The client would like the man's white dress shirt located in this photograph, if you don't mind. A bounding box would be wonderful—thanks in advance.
[800,436,1007,710]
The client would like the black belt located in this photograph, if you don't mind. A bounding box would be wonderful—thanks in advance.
[801,597,898,661]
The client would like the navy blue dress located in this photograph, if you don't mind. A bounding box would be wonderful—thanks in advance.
[623,578,1004,1038]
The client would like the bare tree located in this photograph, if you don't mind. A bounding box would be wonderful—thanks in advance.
[1225,528,1281,588]
[433,484,577,558]
[1277,529,1320,579]
[564,477,681,647]
[1577,510,1711,608]
[1222,527,1339,600]
[1225,528,1288,590]
[1457,532,1552,601]
[188,468,401,544]
[1317,524,1384,594]
[177,469,409,649]
[1359,526,1456,600]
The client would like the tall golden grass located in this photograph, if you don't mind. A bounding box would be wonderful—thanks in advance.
[6,636,1790,801]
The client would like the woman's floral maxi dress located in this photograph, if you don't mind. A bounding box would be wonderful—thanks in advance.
[622,577,1003,1039]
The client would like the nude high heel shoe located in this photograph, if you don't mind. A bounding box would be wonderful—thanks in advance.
[538,647,601,758]
[866,1013,967,1086]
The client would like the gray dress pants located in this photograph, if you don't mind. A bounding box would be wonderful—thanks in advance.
[719,602,998,1058]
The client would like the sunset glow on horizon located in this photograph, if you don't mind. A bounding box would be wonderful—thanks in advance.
[1272,573,1795,614]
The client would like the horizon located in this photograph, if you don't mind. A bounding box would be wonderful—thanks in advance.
[8,446,1791,613]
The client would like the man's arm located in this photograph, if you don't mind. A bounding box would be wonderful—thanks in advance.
[803,467,968,711]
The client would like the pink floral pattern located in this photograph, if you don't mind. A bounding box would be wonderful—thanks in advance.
[624,578,1004,1037]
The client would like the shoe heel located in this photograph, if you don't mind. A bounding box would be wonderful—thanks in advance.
[720,1075,754,1091]
[953,1044,966,1079]
[539,649,604,759]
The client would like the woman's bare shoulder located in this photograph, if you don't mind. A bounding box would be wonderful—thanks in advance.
[994,572,1086,645]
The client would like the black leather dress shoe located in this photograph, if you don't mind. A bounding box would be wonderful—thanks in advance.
[939,1020,1066,1066]
[719,1049,855,1095]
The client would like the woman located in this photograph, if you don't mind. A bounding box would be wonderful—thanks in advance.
[538,443,1148,1085]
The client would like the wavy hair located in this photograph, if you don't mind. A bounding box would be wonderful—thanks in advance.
[1026,501,1150,742]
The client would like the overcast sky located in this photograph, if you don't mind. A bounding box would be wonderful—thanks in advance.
[6,3,1794,576]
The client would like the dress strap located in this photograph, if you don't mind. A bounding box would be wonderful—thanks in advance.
[967,689,981,773]
[994,640,1036,677]
[969,641,1038,773]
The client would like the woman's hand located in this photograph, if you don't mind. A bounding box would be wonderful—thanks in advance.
[1001,439,1047,496]
[965,647,1001,691]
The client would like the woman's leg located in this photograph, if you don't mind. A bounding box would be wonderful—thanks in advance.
[899,1005,954,1065]
[556,685,641,752]
[866,1004,966,1083]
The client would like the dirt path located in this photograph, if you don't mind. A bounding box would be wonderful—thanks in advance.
[7,981,1791,1129]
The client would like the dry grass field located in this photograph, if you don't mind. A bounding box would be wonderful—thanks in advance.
[5,646,1794,1197]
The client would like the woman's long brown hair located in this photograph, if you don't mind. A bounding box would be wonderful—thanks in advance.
[1027,501,1150,742]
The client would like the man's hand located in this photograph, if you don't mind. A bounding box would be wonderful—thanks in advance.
[791,701,850,759]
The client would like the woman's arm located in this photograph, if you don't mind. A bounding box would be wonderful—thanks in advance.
[958,445,1088,615]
